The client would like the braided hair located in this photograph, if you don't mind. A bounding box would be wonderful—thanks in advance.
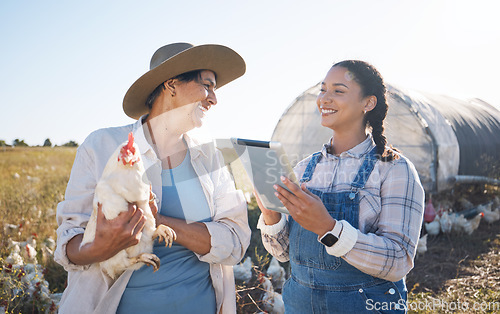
[333,60,399,162]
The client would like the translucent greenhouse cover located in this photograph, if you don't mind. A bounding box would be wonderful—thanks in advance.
[272,83,500,193]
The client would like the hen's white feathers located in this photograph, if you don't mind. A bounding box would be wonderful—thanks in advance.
[478,203,500,224]
[417,234,428,255]
[266,257,286,290]
[81,132,175,280]
[259,274,285,314]
[233,256,253,282]
[425,215,440,236]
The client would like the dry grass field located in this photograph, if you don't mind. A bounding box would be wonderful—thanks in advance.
[1,147,499,313]
[0,147,76,313]
[0,147,76,250]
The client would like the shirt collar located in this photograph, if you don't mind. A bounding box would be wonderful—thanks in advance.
[132,115,155,158]
[321,133,375,159]
[183,132,209,159]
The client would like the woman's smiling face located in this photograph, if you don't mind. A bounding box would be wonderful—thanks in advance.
[316,66,371,132]
[170,70,217,129]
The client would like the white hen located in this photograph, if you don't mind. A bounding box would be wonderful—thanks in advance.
[417,234,428,255]
[439,212,453,234]
[259,273,285,314]
[478,203,500,224]
[266,257,286,290]
[8,236,37,264]
[5,244,24,266]
[233,256,253,282]
[425,215,441,236]
[81,132,176,280]
[451,214,467,233]
[460,213,483,235]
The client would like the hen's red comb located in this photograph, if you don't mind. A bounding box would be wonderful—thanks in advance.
[126,132,134,150]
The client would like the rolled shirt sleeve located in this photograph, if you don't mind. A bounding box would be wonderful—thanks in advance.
[257,213,290,263]
[54,144,97,272]
[342,157,424,282]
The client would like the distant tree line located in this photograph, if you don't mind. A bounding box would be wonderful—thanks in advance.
[0,138,78,147]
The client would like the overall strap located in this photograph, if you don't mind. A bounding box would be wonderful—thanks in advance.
[300,152,323,183]
[349,147,378,199]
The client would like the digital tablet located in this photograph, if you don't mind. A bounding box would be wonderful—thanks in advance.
[230,138,298,214]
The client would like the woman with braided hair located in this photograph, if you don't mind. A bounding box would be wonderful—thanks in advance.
[256,60,424,313]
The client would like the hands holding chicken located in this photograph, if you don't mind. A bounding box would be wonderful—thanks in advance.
[83,202,149,263]
[71,133,176,279]
[83,191,174,262]
[257,176,337,237]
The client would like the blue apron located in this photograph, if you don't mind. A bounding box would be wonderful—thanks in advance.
[283,148,407,313]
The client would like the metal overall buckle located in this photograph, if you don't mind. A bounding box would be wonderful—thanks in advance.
[349,187,359,200]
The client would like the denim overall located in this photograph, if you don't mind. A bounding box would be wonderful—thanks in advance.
[283,148,407,313]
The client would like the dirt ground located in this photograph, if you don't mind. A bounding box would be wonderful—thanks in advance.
[407,220,500,294]
[406,184,500,312]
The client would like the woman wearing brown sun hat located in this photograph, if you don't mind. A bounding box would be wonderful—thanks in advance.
[55,43,251,314]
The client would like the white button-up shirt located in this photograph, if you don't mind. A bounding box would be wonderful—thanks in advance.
[55,117,251,313]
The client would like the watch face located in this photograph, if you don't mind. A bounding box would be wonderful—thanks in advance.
[321,233,338,247]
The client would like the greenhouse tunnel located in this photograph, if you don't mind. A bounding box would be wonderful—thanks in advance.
[271,82,500,193]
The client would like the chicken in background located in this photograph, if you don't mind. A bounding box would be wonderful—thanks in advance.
[5,243,24,265]
[8,235,38,264]
[459,213,483,235]
[439,211,453,234]
[416,234,428,255]
[478,202,500,224]
[258,273,285,314]
[80,132,176,280]
[451,214,468,233]
[23,241,37,264]
[233,256,253,283]
[444,212,483,235]
[3,223,20,237]
[425,215,440,236]
[41,237,57,264]
[266,257,286,291]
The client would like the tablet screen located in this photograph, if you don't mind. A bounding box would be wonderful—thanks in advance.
[231,138,297,214]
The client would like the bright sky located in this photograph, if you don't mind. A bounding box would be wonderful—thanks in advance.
[1,0,499,146]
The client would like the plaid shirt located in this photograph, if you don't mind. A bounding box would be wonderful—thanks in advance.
[258,135,424,282]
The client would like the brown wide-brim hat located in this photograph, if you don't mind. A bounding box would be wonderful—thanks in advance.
[123,42,246,119]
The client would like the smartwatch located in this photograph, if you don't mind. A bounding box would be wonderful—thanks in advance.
[319,221,343,247]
